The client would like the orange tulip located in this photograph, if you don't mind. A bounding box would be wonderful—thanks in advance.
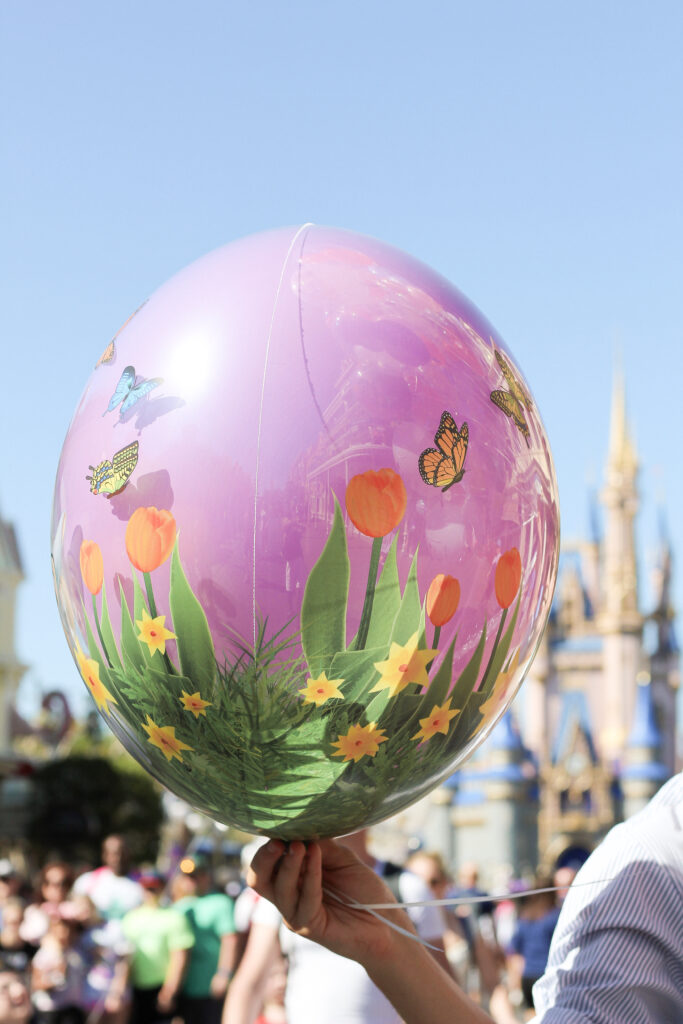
[79,540,104,596]
[345,468,407,538]
[427,574,461,627]
[125,507,177,573]
[495,547,522,608]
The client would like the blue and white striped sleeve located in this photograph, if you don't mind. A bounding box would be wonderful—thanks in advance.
[532,779,683,1024]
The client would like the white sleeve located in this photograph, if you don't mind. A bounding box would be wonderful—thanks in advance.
[398,870,444,940]
[251,895,283,930]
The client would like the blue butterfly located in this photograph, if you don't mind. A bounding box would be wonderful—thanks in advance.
[104,365,163,417]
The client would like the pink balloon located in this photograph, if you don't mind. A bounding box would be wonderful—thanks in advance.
[52,225,559,838]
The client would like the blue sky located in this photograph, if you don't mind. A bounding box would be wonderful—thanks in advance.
[2,2,681,723]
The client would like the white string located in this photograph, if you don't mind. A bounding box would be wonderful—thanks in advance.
[355,878,616,911]
[323,883,442,952]
[321,877,614,953]
[252,222,315,643]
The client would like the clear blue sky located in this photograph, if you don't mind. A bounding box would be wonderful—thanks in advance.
[2,2,681,723]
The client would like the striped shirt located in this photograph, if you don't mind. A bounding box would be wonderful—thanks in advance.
[532,773,683,1023]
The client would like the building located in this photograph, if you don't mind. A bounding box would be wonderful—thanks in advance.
[436,371,678,878]
[0,510,26,754]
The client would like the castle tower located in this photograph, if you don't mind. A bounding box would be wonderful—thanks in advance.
[0,510,27,751]
[452,711,539,877]
[621,679,668,818]
[647,523,679,773]
[597,369,643,762]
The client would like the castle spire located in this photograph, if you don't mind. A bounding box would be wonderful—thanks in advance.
[599,367,641,630]
[597,366,643,763]
[606,366,638,482]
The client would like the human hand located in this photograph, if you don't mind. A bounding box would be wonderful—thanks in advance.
[209,970,230,998]
[248,839,414,967]
[156,984,177,1013]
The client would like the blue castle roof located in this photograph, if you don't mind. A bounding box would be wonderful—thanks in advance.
[551,690,598,765]
[627,682,663,750]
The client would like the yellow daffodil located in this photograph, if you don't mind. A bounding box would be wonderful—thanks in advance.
[142,715,193,762]
[331,722,387,763]
[372,632,439,698]
[136,608,177,656]
[299,672,345,707]
[412,699,460,743]
[179,691,212,718]
[75,646,117,715]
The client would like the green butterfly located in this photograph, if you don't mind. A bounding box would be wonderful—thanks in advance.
[86,441,139,496]
[490,348,531,446]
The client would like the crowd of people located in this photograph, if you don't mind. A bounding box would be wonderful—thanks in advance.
[0,827,579,1024]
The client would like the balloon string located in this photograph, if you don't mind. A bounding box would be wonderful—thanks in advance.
[341,878,616,911]
[252,222,315,644]
[323,883,442,952]
[323,878,614,953]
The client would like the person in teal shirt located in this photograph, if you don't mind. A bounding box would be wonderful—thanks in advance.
[172,859,237,1024]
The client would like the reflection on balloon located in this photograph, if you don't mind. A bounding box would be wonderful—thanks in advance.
[52,225,560,839]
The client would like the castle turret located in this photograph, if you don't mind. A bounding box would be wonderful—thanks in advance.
[621,679,668,817]
[597,369,643,761]
[452,711,538,877]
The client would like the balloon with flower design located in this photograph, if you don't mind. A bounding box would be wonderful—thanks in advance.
[52,225,559,838]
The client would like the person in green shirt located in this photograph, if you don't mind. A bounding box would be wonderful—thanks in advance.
[172,858,238,1024]
[121,870,195,1024]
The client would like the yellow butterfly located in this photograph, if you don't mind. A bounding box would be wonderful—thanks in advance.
[86,441,139,497]
[419,411,469,491]
[490,348,531,446]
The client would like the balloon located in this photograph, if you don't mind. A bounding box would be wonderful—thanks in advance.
[52,225,559,839]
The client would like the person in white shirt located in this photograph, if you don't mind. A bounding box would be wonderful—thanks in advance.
[73,835,143,922]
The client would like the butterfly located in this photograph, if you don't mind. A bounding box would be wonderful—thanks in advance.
[490,348,531,446]
[418,411,469,491]
[86,441,139,497]
[95,299,149,369]
[104,365,163,417]
[95,341,115,368]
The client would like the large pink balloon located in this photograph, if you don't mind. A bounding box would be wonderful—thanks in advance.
[52,225,559,838]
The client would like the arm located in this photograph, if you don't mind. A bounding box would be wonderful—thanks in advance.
[157,947,189,1013]
[104,955,130,1014]
[249,839,494,1024]
[210,930,239,999]
[222,921,281,1024]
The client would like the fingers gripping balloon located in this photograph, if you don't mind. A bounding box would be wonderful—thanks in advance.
[52,225,559,839]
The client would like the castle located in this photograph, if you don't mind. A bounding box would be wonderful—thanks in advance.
[421,370,679,877]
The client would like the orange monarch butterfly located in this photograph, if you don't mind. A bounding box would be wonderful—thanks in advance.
[95,341,115,368]
[490,348,531,446]
[418,411,469,491]
[94,299,149,369]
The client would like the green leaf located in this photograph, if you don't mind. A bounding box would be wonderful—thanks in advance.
[301,497,350,676]
[326,646,386,704]
[424,633,457,708]
[169,541,217,691]
[480,598,521,698]
[118,580,146,674]
[99,583,123,671]
[132,573,155,669]
[452,622,488,708]
[364,535,401,648]
[391,550,421,644]
[83,609,113,687]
